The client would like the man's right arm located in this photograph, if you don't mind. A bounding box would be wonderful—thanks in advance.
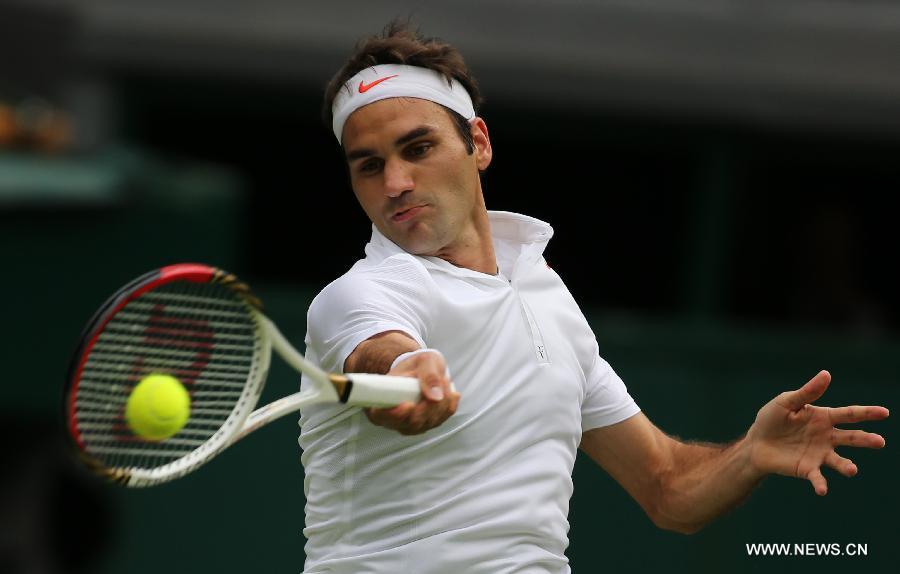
[344,330,460,435]
[344,330,420,374]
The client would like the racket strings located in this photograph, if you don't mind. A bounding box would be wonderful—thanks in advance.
[74,280,259,471]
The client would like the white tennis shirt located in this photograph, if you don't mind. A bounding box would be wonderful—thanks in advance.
[299,211,640,573]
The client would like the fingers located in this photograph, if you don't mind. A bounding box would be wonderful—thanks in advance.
[364,388,460,435]
[400,388,461,435]
[829,405,890,425]
[824,451,857,478]
[805,449,865,496]
[781,370,831,411]
[365,401,416,427]
[807,468,828,496]
[418,360,449,402]
[831,428,886,449]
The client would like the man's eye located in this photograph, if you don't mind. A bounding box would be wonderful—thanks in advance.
[359,159,382,174]
[407,143,432,158]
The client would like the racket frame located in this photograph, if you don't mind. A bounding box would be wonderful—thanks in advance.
[64,263,421,487]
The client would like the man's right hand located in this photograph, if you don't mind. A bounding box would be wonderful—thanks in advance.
[365,349,460,435]
[344,331,460,436]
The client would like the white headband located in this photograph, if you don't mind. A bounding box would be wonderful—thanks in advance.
[331,64,476,144]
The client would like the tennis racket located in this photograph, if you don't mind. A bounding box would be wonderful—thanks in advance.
[64,263,421,487]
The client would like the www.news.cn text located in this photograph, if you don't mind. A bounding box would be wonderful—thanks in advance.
[746,543,868,557]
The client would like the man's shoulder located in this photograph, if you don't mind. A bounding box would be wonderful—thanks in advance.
[310,252,433,312]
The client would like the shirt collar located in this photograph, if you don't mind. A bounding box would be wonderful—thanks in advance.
[364,210,554,279]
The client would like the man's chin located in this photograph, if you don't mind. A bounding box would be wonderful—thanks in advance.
[384,224,439,256]
[393,235,440,257]
[398,240,438,257]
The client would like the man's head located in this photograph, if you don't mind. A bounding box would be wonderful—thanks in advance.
[323,21,483,151]
[324,23,495,268]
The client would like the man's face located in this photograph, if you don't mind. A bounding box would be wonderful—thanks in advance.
[342,98,491,256]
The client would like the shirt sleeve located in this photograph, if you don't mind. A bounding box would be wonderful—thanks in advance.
[306,257,433,374]
[581,351,641,432]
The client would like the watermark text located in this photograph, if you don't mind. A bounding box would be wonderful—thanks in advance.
[746,543,868,557]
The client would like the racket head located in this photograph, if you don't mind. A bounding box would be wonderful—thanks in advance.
[64,263,270,487]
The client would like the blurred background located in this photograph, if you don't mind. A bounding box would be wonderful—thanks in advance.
[1,0,898,572]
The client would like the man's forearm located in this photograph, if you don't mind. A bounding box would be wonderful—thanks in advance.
[655,436,764,533]
[343,331,420,374]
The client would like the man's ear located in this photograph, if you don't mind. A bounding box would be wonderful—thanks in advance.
[470,117,492,171]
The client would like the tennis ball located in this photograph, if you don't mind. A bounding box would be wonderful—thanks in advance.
[125,374,191,441]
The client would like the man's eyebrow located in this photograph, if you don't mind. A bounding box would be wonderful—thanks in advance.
[345,147,375,163]
[344,126,434,163]
[395,126,432,147]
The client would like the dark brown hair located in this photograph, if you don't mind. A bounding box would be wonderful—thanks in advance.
[323,21,483,152]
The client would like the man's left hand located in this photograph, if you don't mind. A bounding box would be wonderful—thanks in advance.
[746,370,889,495]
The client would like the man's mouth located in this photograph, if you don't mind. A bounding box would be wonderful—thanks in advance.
[392,205,427,222]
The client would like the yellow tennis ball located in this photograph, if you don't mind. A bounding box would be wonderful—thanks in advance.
[125,374,191,441]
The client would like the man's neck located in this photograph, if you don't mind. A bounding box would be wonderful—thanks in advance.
[432,208,497,275]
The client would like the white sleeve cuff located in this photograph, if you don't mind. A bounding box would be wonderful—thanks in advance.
[390,348,451,379]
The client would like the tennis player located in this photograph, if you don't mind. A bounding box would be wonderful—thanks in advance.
[298,22,889,573]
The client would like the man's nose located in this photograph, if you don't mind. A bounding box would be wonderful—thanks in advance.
[383,159,414,198]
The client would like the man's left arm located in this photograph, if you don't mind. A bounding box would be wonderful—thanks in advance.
[580,370,888,534]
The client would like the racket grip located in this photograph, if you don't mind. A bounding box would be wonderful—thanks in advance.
[344,373,422,407]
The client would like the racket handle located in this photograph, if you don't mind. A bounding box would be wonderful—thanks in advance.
[344,373,421,407]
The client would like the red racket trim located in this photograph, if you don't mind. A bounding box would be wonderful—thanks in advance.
[66,263,219,450]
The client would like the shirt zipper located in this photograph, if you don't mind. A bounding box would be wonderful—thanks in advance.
[515,290,550,364]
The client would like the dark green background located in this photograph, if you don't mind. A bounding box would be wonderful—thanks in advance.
[1,152,895,573]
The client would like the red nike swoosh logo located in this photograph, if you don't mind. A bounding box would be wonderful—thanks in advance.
[358,75,399,93]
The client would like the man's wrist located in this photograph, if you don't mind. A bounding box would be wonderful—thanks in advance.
[734,432,768,483]
[391,348,452,380]
[390,348,445,370]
